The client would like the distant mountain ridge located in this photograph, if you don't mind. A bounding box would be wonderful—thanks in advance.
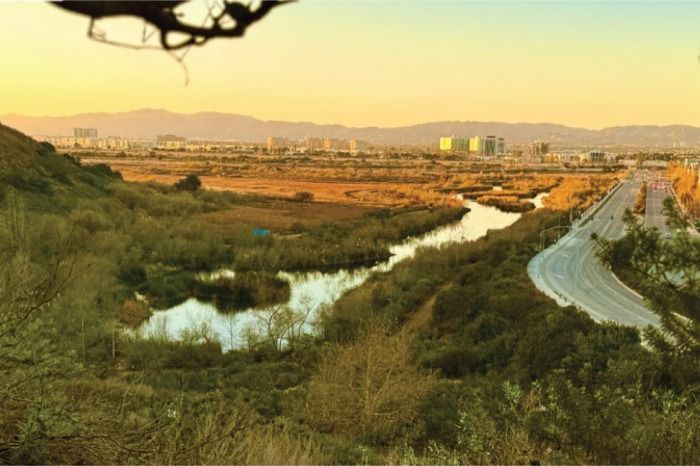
[2,109,699,147]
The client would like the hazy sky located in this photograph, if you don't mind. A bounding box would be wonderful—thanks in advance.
[2,1,700,129]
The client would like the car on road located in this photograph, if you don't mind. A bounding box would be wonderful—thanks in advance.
[665,232,672,239]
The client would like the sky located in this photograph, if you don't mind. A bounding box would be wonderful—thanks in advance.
[2,0,700,129]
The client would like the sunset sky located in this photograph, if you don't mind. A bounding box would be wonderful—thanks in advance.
[2,1,700,129]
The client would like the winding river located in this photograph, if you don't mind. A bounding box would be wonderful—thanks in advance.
[139,194,547,350]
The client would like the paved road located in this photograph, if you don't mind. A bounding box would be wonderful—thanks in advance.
[645,181,673,236]
[528,181,660,328]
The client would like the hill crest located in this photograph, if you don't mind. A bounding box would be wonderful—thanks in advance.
[2,109,699,147]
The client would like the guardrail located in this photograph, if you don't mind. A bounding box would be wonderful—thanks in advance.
[578,181,623,228]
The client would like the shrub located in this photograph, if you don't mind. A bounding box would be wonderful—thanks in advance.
[86,163,122,179]
[51,172,72,185]
[174,174,202,192]
[290,222,307,234]
[120,299,151,328]
[62,152,81,165]
[293,191,314,203]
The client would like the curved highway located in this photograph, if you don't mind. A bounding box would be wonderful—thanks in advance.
[528,181,660,328]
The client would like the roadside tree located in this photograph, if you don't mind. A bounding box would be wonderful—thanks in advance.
[595,201,700,359]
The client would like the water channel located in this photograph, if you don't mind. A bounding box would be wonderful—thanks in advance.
[139,193,548,351]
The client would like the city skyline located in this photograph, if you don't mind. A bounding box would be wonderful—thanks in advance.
[2,1,700,130]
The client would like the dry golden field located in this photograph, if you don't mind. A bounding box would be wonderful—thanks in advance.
[81,152,462,210]
[79,150,618,228]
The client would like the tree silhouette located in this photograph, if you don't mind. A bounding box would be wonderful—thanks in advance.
[52,1,291,50]
[174,174,202,191]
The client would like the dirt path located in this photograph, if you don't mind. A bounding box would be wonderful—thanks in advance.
[404,284,449,331]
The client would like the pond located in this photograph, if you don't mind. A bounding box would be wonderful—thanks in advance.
[139,193,548,350]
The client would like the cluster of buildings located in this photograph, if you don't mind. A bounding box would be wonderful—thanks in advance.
[439,135,507,156]
[437,133,618,165]
[34,129,256,152]
[33,128,616,166]
[531,140,549,156]
[267,136,370,154]
[542,150,616,164]
[36,128,374,155]
[37,128,134,150]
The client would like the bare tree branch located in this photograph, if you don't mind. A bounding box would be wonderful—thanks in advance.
[52,0,292,50]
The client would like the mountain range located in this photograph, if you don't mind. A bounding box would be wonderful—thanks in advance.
[1,109,699,147]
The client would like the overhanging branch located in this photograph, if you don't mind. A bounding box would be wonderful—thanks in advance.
[52,1,291,50]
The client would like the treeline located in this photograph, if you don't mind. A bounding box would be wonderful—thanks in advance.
[633,181,647,214]
[669,161,700,215]
[233,205,468,272]
[542,174,618,211]
[474,194,535,212]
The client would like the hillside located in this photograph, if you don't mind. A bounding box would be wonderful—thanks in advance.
[4,109,700,147]
[0,123,122,212]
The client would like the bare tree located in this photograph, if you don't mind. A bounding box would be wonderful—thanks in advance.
[306,321,435,436]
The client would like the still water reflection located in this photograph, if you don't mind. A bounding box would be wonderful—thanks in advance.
[139,194,547,350]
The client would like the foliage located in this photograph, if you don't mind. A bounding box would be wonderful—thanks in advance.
[595,202,700,359]
[173,173,202,192]
[306,322,435,438]
[475,194,535,212]
[293,191,314,202]
[195,272,291,312]
[542,174,618,212]
[669,161,700,216]
[120,299,151,327]
[633,181,647,214]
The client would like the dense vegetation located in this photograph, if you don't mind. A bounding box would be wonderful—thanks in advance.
[2,125,699,464]
[633,181,647,214]
[669,161,700,216]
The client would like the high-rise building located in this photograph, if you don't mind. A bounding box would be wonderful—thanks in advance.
[484,136,497,156]
[453,138,468,151]
[497,137,506,156]
[156,134,187,149]
[73,128,97,138]
[267,136,286,151]
[440,136,468,151]
[304,136,323,151]
[532,140,549,156]
[469,136,482,153]
[157,134,186,143]
[350,139,368,153]
[439,136,454,151]
[588,150,605,164]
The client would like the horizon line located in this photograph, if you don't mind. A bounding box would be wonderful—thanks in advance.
[4,108,700,132]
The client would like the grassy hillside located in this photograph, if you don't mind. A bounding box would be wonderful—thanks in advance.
[0,123,122,212]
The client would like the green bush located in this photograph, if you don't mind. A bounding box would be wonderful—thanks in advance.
[141,271,198,309]
[174,174,202,192]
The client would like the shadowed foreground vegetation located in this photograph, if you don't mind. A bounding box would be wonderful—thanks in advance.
[2,124,699,464]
